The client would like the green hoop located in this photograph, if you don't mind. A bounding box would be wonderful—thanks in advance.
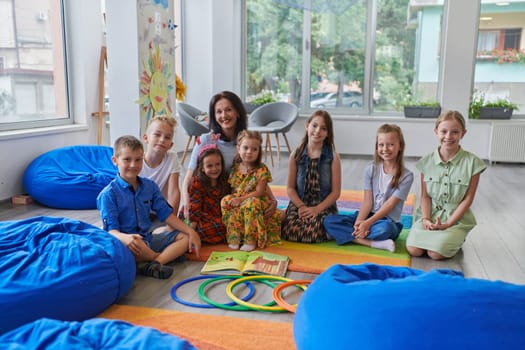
[198,275,277,311]
[226,275,293,312]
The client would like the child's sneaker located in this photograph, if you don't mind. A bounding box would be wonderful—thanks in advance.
[139,261,173,279]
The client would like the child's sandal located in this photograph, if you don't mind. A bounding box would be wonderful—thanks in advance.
[140,261,173,279]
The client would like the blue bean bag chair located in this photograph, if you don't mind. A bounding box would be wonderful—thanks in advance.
[23,145,117,209]
[0,216,135,335]
[0,318,196,349]
[294,264,525,350]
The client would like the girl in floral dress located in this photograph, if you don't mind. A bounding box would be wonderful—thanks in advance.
[282,110,341,243]
[221,130,281,251]
[178,144,230,244]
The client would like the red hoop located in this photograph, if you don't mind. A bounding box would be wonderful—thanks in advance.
[272,279,312,313]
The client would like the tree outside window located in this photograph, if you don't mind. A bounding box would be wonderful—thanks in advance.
[244,0,443,115]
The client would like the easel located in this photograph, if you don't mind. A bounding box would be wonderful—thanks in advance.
[91,46,108,145]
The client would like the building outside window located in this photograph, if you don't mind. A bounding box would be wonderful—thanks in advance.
[474,1,525,113]
[0,0,69,131]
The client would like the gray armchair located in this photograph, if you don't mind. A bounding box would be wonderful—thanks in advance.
[176,102,209,164]
[248,102,299,166]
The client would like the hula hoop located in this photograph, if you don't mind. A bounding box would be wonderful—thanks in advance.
[272,279,312,313]
[171,275,255,308]
[198,276,277,311]
[226,275,294,312]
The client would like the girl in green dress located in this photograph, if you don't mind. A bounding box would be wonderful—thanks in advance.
[406,110,486,259]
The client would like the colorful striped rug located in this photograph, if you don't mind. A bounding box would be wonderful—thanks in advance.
[99,304,295,350]
[187,188,416,272]
[271,185,416,230]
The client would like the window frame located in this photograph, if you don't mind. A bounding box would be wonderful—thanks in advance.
[0,0,72,132]
[242,0,442,116]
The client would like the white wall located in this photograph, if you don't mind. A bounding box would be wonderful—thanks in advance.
[105,0,141,143]
[0,2,103,201]
[285,116,492,159]
[0,0,494,201]
[182,0,242,111]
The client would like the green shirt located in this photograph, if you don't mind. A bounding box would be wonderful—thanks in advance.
[416,147,486,223]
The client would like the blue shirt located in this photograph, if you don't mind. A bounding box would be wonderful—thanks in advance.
[97,175,173,243]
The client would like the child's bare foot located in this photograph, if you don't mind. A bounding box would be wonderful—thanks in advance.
[228,244,239,250]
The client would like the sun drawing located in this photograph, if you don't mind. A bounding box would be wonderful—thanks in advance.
[138,44,174,123]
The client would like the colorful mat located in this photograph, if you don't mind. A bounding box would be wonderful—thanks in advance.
[271,185,416,229]
[187,188,416,272]
[99,304,295,350]
[189,230,411,273]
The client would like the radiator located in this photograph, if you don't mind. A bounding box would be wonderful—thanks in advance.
[489,123,525,164]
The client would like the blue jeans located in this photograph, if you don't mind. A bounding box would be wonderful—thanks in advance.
[145,230,182,253]
[323,211,402,245]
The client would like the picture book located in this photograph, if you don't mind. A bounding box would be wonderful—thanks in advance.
[200,250,289,277]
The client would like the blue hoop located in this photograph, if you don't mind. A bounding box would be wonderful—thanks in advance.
[170,275,255,308]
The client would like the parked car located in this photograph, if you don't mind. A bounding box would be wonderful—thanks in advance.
[310,91,363,108]
[310,91,331,102]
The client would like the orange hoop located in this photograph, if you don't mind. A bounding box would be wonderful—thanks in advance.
[272,279,312,313]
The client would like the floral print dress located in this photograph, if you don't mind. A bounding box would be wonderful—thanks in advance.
[221,163,282,248]
[282,158,338,243]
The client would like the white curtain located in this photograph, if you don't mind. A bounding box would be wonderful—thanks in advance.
[477,31,498,51]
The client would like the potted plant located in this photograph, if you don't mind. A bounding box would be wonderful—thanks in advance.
[469,91,518,119]
[403,100,441,118]
[244,91,276,113]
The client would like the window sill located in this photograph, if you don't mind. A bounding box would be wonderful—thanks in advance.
[0,124,88,141]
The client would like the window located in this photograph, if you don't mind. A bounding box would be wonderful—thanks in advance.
[478,28,522,53]
[0,0,69,131]
[474,1,525,114]
[244,0,443,115]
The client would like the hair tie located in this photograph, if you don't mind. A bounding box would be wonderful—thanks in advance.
[198,143,218,160]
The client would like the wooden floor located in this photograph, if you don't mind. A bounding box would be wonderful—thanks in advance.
[2,153,525,323]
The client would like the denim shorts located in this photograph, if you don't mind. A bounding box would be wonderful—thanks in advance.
[149,230,181,253]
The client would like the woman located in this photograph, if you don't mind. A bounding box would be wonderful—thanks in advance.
[182,91,277,220]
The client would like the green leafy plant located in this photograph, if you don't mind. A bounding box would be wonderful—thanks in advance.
[404,100,440,107]
[469,90,518,119]
[401,96,440,108]
[251,91,276,106]
[403,98,441,118]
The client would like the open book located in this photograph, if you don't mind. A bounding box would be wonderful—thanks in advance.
[200,250,289,277]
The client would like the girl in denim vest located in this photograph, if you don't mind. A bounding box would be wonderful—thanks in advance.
[281,110,341,242]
